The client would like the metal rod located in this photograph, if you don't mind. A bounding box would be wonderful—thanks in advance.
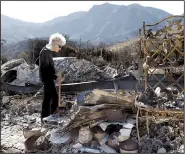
[58,72,62,107]
[145,15,184,27]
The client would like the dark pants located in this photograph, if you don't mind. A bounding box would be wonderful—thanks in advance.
[41,80,58,120]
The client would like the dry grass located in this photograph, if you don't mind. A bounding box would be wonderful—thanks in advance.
[107,38,140,52]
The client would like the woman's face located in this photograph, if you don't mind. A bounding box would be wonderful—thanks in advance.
[53,45,62,52]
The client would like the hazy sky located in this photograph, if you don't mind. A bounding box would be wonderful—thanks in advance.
[1,1,184,23]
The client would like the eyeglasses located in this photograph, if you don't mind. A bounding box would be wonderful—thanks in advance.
[58,45,62,49]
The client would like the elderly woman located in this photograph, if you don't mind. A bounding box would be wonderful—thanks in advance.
[36,33,66,123]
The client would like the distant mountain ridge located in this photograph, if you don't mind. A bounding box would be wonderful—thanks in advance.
[2,3,178,44]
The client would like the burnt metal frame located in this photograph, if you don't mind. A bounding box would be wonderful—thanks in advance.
[142,15,184,92]
[136,15,184,145]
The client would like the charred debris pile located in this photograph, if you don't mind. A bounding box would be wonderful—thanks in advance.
[6,88,182,153]
[1,58,184,153]
[1,53,184,154]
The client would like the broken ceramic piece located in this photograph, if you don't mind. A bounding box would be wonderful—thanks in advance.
[157,147,167,153]
[123,118,136,128]
[118,128,132,142]
[93,125,106,142]
[23,128,41,139]
[24,135,40,151]
[23,127,49,139]
[99,122,110,131]
[34,136,49,151]
[122,123,135,129]
[79,127,93,144]
[72,143,83,149]
[119,138,139,153]
[49,128,79,144]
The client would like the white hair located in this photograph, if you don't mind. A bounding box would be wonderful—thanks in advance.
[46,33,66,49]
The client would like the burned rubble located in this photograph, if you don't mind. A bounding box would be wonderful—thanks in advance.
[1,57,184,154]
[136,86,184,110]
[1,57,118,86]
[1,92,77,153]
[1,88,184,153]
[1,59,184,153]
[134,120,184,153]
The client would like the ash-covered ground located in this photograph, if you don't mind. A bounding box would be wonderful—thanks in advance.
[1,91,184,153]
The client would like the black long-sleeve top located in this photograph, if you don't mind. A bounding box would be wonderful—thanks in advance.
[36,47,57,83]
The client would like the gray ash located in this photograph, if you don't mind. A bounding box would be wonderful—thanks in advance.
[139,87,184,110]
[130,120,184,153]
